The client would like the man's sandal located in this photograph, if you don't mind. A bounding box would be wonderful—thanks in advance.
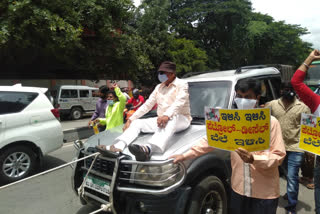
[95,145,122,158]
[128,144,151,161]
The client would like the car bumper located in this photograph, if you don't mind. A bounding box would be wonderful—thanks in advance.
[116,186,191,214]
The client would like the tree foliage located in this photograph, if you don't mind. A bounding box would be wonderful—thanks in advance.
[0,0,314,79]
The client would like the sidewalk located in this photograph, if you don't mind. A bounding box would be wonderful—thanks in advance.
[61,117,94,142]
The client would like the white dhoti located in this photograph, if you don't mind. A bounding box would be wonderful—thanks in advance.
[115,115,190,153]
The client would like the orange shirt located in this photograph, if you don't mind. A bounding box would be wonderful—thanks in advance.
[183,116,286,199]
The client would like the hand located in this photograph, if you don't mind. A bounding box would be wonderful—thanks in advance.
[93,119,100,124]
[88,120,93,128]
[123,119,132,131]
[110,83,118,90]
[169,154,185,164]
[235,148,254,164]
[157,116,170,128]
[309,49,320,61]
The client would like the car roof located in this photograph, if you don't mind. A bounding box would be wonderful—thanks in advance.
[183,67,280,82]
[56,85,98,90]
[0,84,48,93]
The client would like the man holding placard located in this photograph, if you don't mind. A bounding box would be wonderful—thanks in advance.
[291,49,320,214]
[171,79,286,214]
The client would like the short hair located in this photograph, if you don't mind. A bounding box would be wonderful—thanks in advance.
[99,85,109,95]
[281,81,293,90]
[107,91,119,101]
[235,79,261,96]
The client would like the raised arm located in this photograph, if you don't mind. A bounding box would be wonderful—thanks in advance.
[291,49,320,113]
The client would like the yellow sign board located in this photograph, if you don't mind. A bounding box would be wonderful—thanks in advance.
[299,113,320,155]
[205,107,271,152]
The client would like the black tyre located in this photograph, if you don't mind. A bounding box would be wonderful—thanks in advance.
[0,146,37,183]
[71,107,82,120]
[187,176,227,214]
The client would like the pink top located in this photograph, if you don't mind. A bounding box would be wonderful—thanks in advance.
[183,117,286,199]
[130,77,192,121]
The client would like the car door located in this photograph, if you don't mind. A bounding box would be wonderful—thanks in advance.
[79,90,91,111]
[59,89,79,110]
[0,114,5,143]
[90,89,99,111]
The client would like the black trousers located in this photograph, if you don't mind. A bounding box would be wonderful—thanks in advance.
[229,190,279,214]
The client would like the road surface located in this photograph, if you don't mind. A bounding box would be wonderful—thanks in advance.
[0,142,316,214]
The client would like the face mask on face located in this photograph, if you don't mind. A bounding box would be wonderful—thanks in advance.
[234,98,257,109]
[107,100,114,106]
[158,73,168,83]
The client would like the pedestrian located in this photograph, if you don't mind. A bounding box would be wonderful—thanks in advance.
[88,85,109,132]
[265,82,310,214]
[171,78,286,214]
[96,61,191,161]
[93,83,126,133]
[291,49,320,214]
[127,89,145,111]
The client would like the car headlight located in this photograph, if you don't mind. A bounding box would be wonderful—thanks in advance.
[133,163,183,187]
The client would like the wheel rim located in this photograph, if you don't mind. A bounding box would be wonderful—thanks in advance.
[73,110,81,119]
[2,152,31,178]
[200,190,223,214]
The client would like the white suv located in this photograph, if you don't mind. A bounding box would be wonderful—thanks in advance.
[0,84,63,183]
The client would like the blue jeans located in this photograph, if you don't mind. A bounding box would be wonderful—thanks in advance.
[315,156,320,214]
[282,151,304,213]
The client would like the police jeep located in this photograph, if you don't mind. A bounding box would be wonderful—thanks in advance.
[71,65,282,214]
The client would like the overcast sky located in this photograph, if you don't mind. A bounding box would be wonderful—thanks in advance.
[133,0,319,49]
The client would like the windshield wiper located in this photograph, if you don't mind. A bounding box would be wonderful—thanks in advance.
[191,116,205,124]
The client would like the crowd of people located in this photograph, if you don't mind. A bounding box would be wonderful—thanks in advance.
[87,50,320,214]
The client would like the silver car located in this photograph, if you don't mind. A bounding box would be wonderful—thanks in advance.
[72,65,282,214]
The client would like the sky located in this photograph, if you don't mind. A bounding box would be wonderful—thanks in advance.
[133,0,320,49]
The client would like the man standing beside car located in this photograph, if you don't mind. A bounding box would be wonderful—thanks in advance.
[265,82,310,214]
[171,78,286,214]
[88,85,109,132]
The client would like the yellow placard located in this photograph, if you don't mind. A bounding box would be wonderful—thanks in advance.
[205,107,271,152]
[299,113,320,155]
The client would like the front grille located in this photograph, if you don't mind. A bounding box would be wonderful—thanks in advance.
[82,147,115,177]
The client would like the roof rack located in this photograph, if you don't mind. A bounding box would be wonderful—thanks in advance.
[235,65,267,74]
[181,69,219,78]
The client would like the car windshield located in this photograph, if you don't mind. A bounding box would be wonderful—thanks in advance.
[305,61,320,84]
[188,81,232,119]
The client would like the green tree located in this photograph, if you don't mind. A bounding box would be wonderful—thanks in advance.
[0,0,153,77]
[167,38,207,76]
[247,12,312,66]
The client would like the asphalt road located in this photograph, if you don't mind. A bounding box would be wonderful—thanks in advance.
[0,142,316,214]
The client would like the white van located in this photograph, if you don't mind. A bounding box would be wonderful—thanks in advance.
[50,85,99,120]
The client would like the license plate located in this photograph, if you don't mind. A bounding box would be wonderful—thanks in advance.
[84,175,110,195]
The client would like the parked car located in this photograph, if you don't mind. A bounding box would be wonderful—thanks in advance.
[0,84,63,183]
[71,65,282,214]
[50,85,100,120]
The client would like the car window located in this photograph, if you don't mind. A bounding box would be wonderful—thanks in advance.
[80,90,89,98]
[269,77,282,98]
[305,61,320,85]
[188,81,232,118]
[0,91,38,115]
[61,89,78,98]
[92,90,99,97]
